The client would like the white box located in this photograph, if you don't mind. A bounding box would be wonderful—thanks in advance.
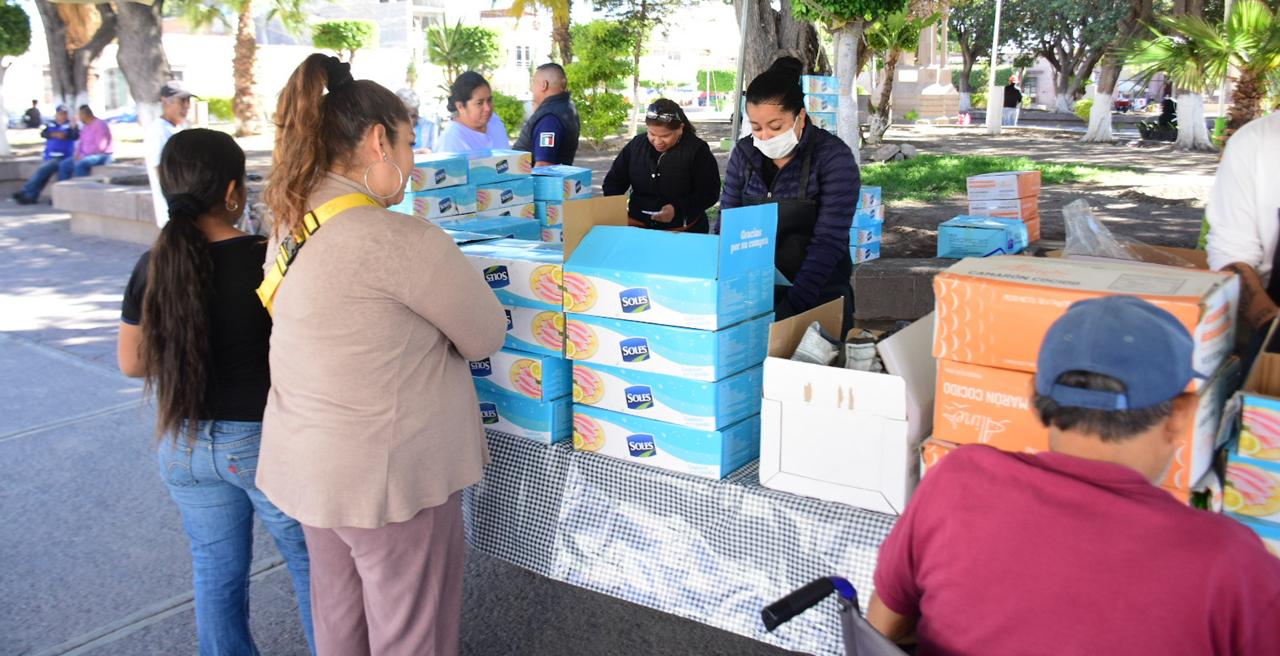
[759,300,936,514]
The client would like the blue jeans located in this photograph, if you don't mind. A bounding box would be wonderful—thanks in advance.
[158,421,316,656]
[19,157,65,199]
[57,152,111,180]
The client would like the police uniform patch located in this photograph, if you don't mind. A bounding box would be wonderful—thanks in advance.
[539,131,556,148]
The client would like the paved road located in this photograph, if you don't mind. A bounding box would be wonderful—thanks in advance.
[0,204,795,656]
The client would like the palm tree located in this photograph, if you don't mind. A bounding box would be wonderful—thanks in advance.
[864,9,940,146]
[1219,0,1280,137]
[1124,14,1227,150]
[509,0,572,63]
[172,0,307,137]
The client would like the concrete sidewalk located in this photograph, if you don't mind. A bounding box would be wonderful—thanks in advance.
[0,205,794,656]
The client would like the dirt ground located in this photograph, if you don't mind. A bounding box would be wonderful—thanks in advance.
[578,123,1220,259]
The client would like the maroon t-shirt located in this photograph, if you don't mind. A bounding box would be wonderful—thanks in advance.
[875,445,1280,656]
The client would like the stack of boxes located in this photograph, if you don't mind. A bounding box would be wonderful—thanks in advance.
[459,238,573,443]
[392,149,542,240]
[851,186,884,264]
[965,171,1042,243]
[800,75,840,132]
[1225,329,1280,557]
[562,204,779,479]
[532,164,593,243]
[922,256,1240,505]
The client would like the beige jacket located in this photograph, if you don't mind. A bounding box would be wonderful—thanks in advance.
[258,173,505,529]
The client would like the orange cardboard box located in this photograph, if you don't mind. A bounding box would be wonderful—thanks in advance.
[968,196,1039,222]
[919,435,1222,508]
[933,357,1239,491]
[966,171,1042,201]
[1022,217,1041,243]
[932,256,1238,377]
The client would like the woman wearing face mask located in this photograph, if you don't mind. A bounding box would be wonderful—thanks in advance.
[720,56,860,334]
[601,99,721,233]
[437,71,510,153]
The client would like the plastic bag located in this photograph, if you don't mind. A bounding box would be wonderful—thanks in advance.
[1062,199,1198,268]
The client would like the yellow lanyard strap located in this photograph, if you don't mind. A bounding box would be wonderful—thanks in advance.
[256,193,379,315]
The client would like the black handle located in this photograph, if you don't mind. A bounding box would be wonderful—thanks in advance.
[761,577,836,632]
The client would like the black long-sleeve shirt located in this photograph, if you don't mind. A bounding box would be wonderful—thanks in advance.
[601,132,721,231]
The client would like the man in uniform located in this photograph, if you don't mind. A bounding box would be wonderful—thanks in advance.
[513,63,580,167]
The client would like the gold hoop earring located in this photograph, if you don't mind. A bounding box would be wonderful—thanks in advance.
[363,157,404,201]
[226,201,239,212]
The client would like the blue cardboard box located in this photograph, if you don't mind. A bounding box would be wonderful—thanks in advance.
[409,153,469,191]
[476,177,535,212]
[532,165,593,201]
[800,75,840,95]
[573,362,763,430]
[572,406,760,479]
[460,238,564,310]
[435,215,541,241]
[469,347,571,401]
[536,200,563,226]
[804,94,840,113]
[936,216,1030,259]
[563,204,778,330]
[475,379,571,444]
[441,228,500,246]
[541,226,563,243]
[859,186,882,209]
[502,304,564,357]
[466,149,533,185]
[391,183,478,219]
[852,241,881,264]
[851,218,882,245]
[475,202,535,220]
[808,111,837,131]
[563,312,771,382]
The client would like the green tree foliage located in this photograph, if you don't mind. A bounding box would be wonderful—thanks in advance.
[206,96,235,122]
[0,1,31,60]
[313,20,377,62]
[492,90,526,139]
[426,20,501,84]
[592,0,689,128]
[864,8,940,144]
[694,69,735,95]
[565,20,634,147]
[1003,0,1130,111]
[948,0,995,94]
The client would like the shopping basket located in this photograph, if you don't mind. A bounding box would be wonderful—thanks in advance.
[762,577,907,656]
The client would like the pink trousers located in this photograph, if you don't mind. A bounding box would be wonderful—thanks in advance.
[302,493,465,656]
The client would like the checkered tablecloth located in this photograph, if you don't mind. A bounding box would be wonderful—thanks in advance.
[463,431,898,656]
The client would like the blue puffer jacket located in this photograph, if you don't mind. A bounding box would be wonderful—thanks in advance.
[720,117,860,312]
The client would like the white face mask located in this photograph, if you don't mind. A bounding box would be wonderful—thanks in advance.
[752,118,800,159]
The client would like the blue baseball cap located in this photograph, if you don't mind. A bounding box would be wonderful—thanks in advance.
[1035,296,1199,410]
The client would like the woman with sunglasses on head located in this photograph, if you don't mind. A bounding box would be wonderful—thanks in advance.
[721,56,860,335]
[601,98,721,233]
[256,55,506,655]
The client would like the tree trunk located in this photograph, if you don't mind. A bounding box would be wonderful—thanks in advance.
[115,0,171,126]
[734,0,828,86]
[1053,70,1074,113]
[1081,60,1121,142]
[35,1,116,109]
[958,47,974,111]
[233,0,262,136]
[868,49,900,146]
[834,22,864,162]
[1226,67,1265,139]
[0,64,9,156]
[631,34,642,136]
[553,17,572,63]
[1175,92,1215,151]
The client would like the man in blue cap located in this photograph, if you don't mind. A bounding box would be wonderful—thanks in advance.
[867,295,1280,655]
[12,105,78,205]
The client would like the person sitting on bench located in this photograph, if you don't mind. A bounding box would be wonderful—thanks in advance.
[12,105,78,205]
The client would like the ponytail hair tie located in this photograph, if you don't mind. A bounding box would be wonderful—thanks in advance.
[323,56,353,91]
[166,193,206,221]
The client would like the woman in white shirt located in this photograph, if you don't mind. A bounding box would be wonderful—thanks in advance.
[437,72,510,153]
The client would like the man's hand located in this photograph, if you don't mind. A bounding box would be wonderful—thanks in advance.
[650,204,676,224]
[1225,262,1280,329]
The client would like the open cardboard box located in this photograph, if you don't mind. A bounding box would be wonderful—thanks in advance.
[759,299,936,515]
[1235,318,1280,463]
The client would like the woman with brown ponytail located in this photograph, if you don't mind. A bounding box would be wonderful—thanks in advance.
[256,55,506,656]
[116,129,315,655]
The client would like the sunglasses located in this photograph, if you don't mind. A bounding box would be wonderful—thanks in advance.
[646,109,679,123]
